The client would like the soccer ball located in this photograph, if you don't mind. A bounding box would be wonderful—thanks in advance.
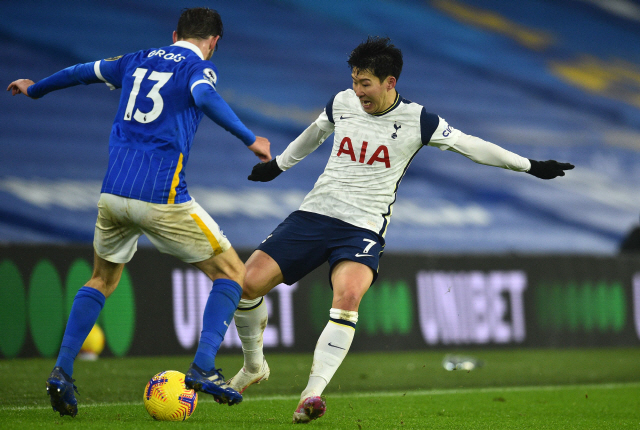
[143,370,198,421]
[78,324,105,361]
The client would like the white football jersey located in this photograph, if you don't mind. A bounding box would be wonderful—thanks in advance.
[298,89,460,237]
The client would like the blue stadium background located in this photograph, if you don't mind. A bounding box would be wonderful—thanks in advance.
[2,0,640,253]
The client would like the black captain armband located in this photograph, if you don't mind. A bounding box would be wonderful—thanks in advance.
[526,159,575,180]
[248,159,283,182]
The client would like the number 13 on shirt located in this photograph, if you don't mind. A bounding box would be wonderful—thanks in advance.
[124,68,173,124]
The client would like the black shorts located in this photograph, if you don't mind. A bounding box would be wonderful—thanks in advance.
[257,210,385,285]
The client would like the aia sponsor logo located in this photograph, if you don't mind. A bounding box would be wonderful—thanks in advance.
[336,137,391,168]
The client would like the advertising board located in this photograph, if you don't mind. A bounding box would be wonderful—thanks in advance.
[2,246,639,358]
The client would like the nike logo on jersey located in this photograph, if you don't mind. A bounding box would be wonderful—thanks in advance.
[340,115,352,120]
[328,342,346,350]
[355,253,374,257]
[223,321,229,328]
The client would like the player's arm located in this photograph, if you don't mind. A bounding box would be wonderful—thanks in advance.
[7,62,107,99]
[248,111,334,182]
[422,111,573,179]
[447,133,531,172]
[191,83,271,161]
[447,134,574,178]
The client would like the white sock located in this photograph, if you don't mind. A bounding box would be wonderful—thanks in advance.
[234,297,267,373]
[300,308,358,399]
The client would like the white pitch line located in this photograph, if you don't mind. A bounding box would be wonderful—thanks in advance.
[3,381,639,412]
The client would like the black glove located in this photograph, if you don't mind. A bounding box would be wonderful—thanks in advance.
[526,159,574,180]
[248,159,283,182]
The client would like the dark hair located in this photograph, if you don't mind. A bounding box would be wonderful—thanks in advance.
[347,36,403,82]
[176,8,224,49]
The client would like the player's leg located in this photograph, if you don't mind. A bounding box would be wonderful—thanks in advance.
[293,260,373,424]
[189,247,245,373]
[182,247,247,405]
[243,249,286,299]
[48,193,137,417]
[226,250,284,393]
[47,252,125,417]
[228,211,330,395]
[56,252,124,375]
[141,198,248,405]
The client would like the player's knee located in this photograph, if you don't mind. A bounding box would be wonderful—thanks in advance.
[199,250,246,284]
[242,272,264,300]
[241,290,262,301]
[220,259,246,285]
[241,252,282,299]
[85,277,118,298]
[233,263,246,284]
[333,290,364,310]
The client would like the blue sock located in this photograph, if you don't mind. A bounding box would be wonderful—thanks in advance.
[193,279,242,372]
[55,287,106,376]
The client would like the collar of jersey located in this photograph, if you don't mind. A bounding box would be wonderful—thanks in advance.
[371,92,401,116]
[171,41,204,60]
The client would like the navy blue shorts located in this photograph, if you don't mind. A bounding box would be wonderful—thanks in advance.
[257,210,385,286]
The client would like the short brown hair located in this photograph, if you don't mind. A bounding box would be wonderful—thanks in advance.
[176,8,224,46]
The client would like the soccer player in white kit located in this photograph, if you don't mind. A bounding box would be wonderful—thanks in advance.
[227,36,574,423]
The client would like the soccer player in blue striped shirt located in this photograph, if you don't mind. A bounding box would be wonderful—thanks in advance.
[7,7,268,417]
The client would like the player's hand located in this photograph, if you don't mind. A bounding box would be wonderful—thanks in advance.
[248,136,272,162]
[7,79,36,98]
[248,159,283,182]
[526,159,574,179]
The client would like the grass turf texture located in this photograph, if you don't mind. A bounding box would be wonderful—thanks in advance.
[1,348,639,429]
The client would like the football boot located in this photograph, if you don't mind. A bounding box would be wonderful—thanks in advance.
[46,367,79,417]
[184,363,242,406]
[292,396,326,424]
[226,357,270,394]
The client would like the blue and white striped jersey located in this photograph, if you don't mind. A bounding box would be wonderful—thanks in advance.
[28,41,255,204]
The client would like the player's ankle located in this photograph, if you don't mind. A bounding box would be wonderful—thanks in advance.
[301,377,326,399]
[243,359,263,373]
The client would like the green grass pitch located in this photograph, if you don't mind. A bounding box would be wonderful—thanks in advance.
[1,348,639,429]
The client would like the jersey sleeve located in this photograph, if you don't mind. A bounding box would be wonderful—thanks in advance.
[422,109,530,171]
[447,133,531,171]
[422,111,462,150]
[190,65,255,146]
[315,95,337,132]
[189,62,218,92]
[27,61,106,98]
[276,121,333,170]
[94,53,136,90]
